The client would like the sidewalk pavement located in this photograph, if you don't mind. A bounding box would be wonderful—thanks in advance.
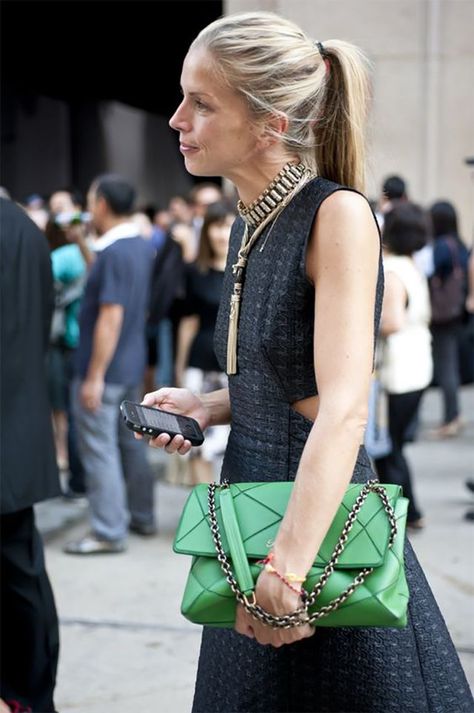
[37,386,474,713]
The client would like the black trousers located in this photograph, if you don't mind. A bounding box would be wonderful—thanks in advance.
[431,322,462,424]
[0,507,59,713]
[374,389,424,522]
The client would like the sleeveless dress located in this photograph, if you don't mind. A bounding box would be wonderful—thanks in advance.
[192,177,473,713]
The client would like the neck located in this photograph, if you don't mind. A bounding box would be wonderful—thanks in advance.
[236,162,309,230]
[211,256,227,271]
[234,156,300,207]
[98,215,131,235]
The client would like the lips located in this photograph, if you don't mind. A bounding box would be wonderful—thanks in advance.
[179,142,199,154]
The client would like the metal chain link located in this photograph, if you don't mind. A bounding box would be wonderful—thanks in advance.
[207,480,398,629]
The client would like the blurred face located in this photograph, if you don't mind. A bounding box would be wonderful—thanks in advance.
[193,185,222,217]
[208,215,233,260]
[49,191,76,215]
[87,187,106,235]
[169,47,263,182]
[169,196,192,223]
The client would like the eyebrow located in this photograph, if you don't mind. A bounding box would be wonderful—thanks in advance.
[180,87,213,99]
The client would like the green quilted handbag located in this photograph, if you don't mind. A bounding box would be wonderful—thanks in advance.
[173,480,409,629]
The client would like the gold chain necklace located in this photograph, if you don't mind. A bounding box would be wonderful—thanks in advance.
[227,163,314,374]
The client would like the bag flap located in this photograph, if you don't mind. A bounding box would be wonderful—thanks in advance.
[173,482,402,569]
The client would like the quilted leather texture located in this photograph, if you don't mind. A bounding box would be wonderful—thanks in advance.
[174,482,401,568]
[174,485,409,628]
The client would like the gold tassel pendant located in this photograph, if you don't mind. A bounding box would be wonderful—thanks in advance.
[227,285,242,375]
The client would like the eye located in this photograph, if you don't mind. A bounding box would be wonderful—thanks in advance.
[194,98,209,111]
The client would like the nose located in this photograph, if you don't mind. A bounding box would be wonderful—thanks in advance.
[169,100,188,132]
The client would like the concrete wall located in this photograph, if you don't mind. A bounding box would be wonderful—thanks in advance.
[99,102,192,207]
[1,97,192,209]
[1,96,72,201]
[226,0,474,242]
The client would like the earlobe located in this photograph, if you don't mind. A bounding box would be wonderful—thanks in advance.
[260,113,289,147]
[268,112,289,137]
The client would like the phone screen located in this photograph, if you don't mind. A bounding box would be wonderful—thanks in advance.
[137,405,181,433]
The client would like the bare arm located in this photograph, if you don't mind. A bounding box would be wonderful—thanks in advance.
[379,270,407,336]
[175,315,199,386]
[200,388,231,427]
[273,190,380,577]
[80,303,123,410]
[65,224,96,268]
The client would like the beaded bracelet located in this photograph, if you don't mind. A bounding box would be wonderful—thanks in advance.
[257,553,306,596]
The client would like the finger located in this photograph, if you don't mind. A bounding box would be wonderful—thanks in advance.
[149,433,171,449]
[142,388,171,407]
[166,434,185,453]
[177,440,192,455]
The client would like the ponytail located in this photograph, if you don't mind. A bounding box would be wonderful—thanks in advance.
[194,13,371,192]
[313,41,371,193]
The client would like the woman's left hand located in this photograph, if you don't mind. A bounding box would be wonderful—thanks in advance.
[235,569,314,647]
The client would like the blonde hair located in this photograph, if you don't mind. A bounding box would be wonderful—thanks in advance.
[191,12,371,193]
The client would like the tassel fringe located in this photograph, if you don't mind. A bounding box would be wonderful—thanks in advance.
[227,290,241,375]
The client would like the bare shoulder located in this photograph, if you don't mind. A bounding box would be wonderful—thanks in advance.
[307,190,379,281]
[317,189,377,237]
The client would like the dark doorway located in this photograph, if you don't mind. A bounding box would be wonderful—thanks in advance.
[1,0,223,201]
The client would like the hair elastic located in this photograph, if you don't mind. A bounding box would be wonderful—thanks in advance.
[315,41,331,72]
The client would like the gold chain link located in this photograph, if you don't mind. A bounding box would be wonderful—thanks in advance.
[207,480,398,629]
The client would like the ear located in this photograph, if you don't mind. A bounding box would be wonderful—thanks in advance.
[96,195,108,215]
[257,114,289,148]
[259,113,289,148]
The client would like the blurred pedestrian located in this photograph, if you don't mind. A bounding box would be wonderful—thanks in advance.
[374,203,433,529]
[428,200,469,438]
[1,198,60,712]
[64,175,156,554]
[176,201,234,483]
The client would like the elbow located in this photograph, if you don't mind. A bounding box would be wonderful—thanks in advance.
[380,317,404,336]
[319,400,368,442]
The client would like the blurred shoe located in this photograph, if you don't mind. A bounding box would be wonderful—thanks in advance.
[407,517,426,531]
[465,480,474,495]
[129,521,157,536]
[464,510,474,522]
[428,417,465,440]
[62,486,87,502]
[64,533,126,555]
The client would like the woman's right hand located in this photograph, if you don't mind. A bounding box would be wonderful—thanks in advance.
[139,387,210,455]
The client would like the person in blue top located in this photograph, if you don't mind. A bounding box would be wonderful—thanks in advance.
[428,199,469,438]
[45,206,88,497]
[64,174,157,554]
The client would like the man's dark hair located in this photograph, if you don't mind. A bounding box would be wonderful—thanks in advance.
[429,200,459,239]
[383,203,428,256]
[382,175,407,201]
[93,174,136,216]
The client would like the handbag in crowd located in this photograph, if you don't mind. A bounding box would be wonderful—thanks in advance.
[429,237,466,325]
[364,375,392,459]
[173,479,409,629]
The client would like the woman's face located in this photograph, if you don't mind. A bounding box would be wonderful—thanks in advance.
[208,215,233,260]
[169,47,262,182]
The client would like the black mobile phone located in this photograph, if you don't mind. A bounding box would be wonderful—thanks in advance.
[120,400,204,446]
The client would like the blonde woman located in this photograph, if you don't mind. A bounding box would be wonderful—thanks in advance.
[141,12,472,712]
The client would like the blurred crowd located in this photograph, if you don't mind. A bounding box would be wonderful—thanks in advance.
[0,171,473,710]
[2,172,474,534]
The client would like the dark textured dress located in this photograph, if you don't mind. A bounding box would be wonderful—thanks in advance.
[192,178,473,713]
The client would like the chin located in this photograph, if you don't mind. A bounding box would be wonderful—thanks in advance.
[184,157,218,178]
